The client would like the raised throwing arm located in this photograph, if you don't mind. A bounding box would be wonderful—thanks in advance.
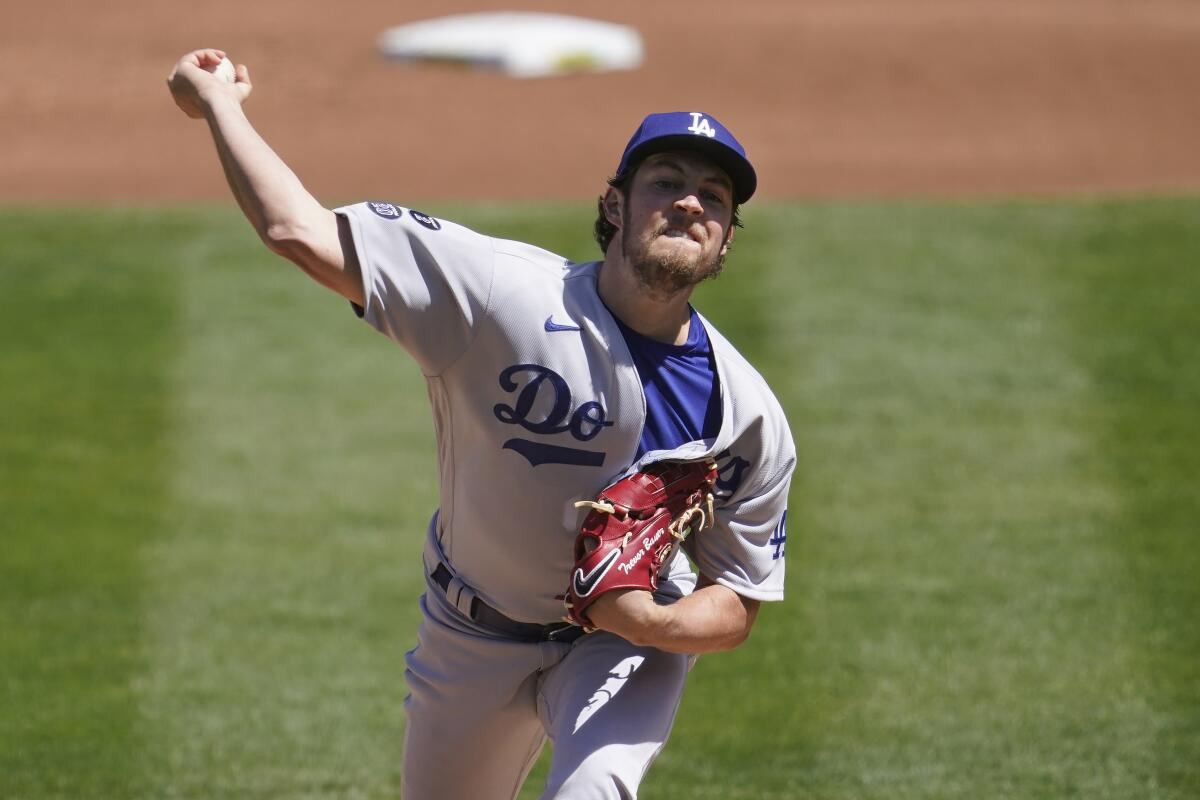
[166,49,363,305]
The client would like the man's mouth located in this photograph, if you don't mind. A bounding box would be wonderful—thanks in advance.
[660,228,699,243]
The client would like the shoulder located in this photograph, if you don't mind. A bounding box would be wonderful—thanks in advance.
[337,201,479,239]
[338,201,588,286]
[700,313,790,425]
[698,312,796,495]
[490,236,570,269]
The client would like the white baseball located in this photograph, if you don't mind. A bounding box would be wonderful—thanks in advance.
[210,56,236,83]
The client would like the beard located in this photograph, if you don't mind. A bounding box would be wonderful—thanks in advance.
[621,221,726,299]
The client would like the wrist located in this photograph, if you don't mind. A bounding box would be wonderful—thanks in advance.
[202,91,246,122]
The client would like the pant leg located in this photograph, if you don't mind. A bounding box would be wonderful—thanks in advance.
[536,632,694,800]
[402,590,552,800]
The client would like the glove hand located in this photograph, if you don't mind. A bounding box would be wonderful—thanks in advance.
[562,459,717,631]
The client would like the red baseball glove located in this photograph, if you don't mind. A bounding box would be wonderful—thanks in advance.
[562,459,718,631]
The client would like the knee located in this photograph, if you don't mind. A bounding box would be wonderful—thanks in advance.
[544,750,640,800]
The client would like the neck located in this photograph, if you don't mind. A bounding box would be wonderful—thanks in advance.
[597,251,695,345]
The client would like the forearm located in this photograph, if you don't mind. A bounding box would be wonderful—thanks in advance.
[588,582,760,655]
[203,96,326,247]
[168,50,360,303]
[202,96,359,301]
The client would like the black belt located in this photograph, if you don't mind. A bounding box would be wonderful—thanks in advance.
[431,562,586,644]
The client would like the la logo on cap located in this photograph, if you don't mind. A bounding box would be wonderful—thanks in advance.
[687,112,717,138]
[615,109,757,202]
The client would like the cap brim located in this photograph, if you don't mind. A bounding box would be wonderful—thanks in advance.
[620,134,757,204]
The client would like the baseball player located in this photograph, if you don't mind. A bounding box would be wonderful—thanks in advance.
[168,48,794,799]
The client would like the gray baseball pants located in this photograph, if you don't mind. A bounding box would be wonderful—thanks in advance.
[400,578,694,799]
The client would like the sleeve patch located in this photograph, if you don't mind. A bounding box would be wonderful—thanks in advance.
[409,209,442,230]
[769,510,788,560]
[368,201,403,219]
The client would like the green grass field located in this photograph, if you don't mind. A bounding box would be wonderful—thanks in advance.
[2,198,1197,798]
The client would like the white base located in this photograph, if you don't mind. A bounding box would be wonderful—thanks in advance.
[378,12,644,78]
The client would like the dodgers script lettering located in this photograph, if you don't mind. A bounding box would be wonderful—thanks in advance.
[494,364,613,467]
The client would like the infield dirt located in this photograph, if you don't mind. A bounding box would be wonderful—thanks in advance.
[3,0,1199,202]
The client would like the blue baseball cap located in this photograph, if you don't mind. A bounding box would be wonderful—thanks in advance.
[615,111,757,204]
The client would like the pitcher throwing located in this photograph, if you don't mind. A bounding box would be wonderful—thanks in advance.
[168,48,795,798]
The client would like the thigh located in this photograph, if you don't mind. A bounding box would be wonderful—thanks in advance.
[536,633,694,800]
[402,591,548,800]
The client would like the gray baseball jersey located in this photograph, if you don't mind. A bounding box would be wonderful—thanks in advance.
[335,201,795,624]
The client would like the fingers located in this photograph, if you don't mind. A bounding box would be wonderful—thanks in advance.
[192,49,227,69]
[167,49,222,84]
[167,49,252,117]
[232,63,253,102]
[171,49,229,78]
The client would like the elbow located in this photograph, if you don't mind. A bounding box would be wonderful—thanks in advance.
[710,597,759,653]
[261,220,307,260]
[723,624,753,652]
[666,624,750,656]
[698,582,761,653]
[697,624,753,655]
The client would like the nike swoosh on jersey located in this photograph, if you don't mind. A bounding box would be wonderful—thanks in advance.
[572,547,623,597]
[545,315,582,332]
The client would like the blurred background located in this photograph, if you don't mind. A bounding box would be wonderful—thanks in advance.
[3,0,1200,202]
[2,1,1198,798]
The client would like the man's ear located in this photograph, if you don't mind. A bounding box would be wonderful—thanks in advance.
[720,225,735,256]
[603,187,623,228]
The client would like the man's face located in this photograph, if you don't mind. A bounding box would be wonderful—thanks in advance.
[609,151,736,297]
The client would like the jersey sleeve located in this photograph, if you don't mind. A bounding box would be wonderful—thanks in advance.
[334,202,496,376]
[688,457,793,602]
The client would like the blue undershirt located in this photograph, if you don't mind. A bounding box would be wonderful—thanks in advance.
[613,307,722,459]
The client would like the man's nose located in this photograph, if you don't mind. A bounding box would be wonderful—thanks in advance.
[673,193,704,214]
